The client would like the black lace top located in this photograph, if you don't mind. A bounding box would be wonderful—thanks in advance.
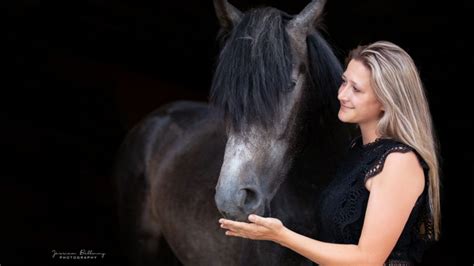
[317,137,435,265]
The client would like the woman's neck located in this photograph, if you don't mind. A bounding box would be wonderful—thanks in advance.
[359,123,380,145]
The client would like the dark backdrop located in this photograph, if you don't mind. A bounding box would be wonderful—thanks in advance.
[3,0,471,265]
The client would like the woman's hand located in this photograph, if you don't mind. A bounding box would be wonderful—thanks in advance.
[219,214,286,242]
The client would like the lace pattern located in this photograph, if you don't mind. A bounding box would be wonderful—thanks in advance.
[364,145,413,181]
[334,177,367,243]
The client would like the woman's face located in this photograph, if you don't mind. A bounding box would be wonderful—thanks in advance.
[337,59,384,126]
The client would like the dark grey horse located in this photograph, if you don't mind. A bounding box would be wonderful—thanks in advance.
[115,0,352,265]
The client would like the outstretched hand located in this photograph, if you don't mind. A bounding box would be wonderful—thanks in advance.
[219,214,286,242]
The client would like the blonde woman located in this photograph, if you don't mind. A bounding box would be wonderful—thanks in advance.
[219,41,440,265]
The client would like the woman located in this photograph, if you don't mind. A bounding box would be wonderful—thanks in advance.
[219,41,440,265]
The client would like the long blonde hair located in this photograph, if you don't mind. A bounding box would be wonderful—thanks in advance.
[348,41,441,240]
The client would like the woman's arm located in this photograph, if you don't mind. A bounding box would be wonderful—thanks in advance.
[219,151,425,265]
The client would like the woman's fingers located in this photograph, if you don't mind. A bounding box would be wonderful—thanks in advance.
[219,218,239,228]
[225,230,245,238]
[248,214,271,227]
[219,219,253,232]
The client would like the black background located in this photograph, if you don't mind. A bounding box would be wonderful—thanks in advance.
[2,0,472,265]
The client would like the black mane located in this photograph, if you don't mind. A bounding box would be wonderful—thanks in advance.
[210,7,293,131]
[306,31,343,126]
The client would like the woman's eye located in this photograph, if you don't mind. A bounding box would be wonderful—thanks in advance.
[352,86,360,92]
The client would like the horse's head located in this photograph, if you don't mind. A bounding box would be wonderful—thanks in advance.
[212,0,342,221]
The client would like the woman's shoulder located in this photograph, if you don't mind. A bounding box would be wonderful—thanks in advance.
[383,151,425,177]
[364,137,429,180]
[382,139,430,171]
[369,149,425,198]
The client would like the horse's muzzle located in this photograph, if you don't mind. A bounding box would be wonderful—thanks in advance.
[215,186,265,221]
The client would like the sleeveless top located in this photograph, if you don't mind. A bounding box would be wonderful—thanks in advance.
[317,137,435,265]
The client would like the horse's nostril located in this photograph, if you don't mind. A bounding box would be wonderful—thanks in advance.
[237,187,260,211]
[244,189,257,206]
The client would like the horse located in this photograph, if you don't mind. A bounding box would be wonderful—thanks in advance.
[115,0,353,265]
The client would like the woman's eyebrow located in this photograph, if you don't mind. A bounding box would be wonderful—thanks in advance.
[342,74,361,88]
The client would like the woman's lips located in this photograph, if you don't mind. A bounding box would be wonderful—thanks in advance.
[340,104,354,109]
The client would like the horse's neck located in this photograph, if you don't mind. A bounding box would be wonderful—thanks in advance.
[293,118,352,186]
[271,121,350,231]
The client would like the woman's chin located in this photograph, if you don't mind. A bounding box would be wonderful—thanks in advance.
[338,111,348,123]
[338,112,356,124]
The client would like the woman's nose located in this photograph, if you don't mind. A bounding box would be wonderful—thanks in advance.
[337,84,348,101]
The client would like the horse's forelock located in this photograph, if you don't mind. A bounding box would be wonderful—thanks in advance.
[210,7,294,132]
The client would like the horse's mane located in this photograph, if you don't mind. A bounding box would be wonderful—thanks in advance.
[210,7,293,132]
[210,6,343,133]
[306,31,343,127]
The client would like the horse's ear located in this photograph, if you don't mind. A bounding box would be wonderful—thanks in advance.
[213,0,242,30]
[287,0,326,38]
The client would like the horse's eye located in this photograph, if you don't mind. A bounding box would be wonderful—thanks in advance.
[285,81,296,92]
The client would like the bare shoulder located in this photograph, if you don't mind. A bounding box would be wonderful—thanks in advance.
[384,151,424,175]
[376,151,425,196]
